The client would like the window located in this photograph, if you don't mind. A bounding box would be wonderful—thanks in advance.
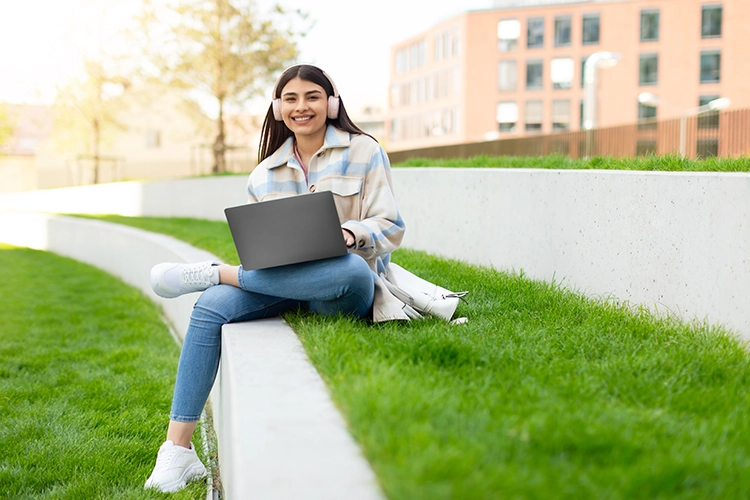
[497,101,518,132]
[698,95,721,129]
[526,60,543,90]
[498,60,518,91]
[697,139,719,157]
[434,29,458,61]
[498,19,520,52]
[582,14,600,45]
[702,4,722,38]
[389,85,400,108]
[410,81,418,105]
[397,40,426,73]
[146,130,161,148]
[389,119,398,142]
[443,108,456,135]
[581,56,588,88]
[637,140,657,156]
[551,58,574,89]
[579,100,585,129]
[639,54,658,85]
[638,102,657,120]
[640,10,659,41]
[525,100,543,132]
[552,100,571,131]
[554,16,571,46]
[527,17,544,48]
[700,51,721,83]
[637,102,657,130]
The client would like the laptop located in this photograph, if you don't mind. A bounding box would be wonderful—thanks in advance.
[224,190,349,270]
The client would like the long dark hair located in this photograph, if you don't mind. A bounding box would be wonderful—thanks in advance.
[257,65,376,163]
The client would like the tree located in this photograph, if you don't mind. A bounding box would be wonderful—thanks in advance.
[53,60,130,184]
[0,104,13,151]
[139,0,306,173]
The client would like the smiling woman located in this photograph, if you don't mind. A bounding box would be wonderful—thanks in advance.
[142,63,414,493]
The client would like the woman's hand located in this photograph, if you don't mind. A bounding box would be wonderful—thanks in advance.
[342,228,355,248]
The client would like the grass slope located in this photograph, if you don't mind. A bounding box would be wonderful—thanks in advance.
[0,245,206,499]
[79,216,750,499]
[394,154,750,172]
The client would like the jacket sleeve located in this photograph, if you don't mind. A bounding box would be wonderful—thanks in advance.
[341,143,405,260]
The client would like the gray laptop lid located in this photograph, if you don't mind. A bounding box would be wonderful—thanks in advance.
[224,190,348,271]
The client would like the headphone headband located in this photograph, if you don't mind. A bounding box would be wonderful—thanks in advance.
[271,63,339,100]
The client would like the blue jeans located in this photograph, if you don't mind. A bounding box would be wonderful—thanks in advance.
[169,253,375,422]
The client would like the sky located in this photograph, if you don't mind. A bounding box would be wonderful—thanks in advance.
[0,0,493,115]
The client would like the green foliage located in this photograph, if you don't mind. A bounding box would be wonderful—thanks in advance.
[0,104,14,151]
[53,60,131,183]
[139,0,308,172]
[394,153,750,172]
[0,245,206,498]
[88,216,750,499]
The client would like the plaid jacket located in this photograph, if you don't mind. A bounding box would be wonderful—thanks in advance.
[246,125,411,321]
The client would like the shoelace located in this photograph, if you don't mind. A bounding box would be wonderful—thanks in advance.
[154,445,179,471]
[181,264,210,285]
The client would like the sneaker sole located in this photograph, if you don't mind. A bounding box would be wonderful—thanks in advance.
[145,462,207,493]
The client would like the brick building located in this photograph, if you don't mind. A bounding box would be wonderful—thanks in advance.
[386,0,749,151]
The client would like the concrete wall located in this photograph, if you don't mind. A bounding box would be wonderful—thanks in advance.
[1,168,747,341]
[394,168,750,341]
[0,176,249,219]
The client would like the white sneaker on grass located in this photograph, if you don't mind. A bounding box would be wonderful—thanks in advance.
[144,440,207,492]
[151,261,221,298]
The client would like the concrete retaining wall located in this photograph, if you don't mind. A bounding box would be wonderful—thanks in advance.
[1,168,747,342]
[0,213,382,500]
[393,169,750,341]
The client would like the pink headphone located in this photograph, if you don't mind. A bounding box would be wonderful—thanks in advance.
[271,64,340,121]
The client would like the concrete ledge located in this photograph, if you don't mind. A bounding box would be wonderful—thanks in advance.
[218,321,382,500]
[0,212,383,500]
[1,170,746,340]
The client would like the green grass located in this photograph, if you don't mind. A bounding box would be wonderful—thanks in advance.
[72,216,750,498]
[393,153,750,172]
[0,244,207,499]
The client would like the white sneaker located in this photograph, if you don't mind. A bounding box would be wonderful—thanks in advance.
[151,261,221,298]
[144,440,207,493]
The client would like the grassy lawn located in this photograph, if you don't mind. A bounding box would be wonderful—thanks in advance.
[80,214,750,499]
[0,244,207,499]
[393,154,750,172]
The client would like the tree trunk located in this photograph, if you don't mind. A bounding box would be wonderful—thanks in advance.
[213,99,226,173]
[92,118,100,184]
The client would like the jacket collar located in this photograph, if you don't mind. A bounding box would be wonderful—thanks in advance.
[267,125,351,169]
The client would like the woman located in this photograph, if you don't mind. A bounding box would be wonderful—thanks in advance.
[144,64,411,492]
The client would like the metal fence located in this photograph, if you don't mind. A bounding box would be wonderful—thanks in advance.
[387,108,750,163]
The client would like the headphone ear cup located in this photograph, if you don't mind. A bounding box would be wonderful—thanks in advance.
[327,96,340,119]
[272,99,283,121]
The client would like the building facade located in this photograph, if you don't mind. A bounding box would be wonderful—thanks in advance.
[386,0,749,151]
[0,85,261,193]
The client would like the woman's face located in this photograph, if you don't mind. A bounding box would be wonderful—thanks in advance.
[280,77,328,143]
